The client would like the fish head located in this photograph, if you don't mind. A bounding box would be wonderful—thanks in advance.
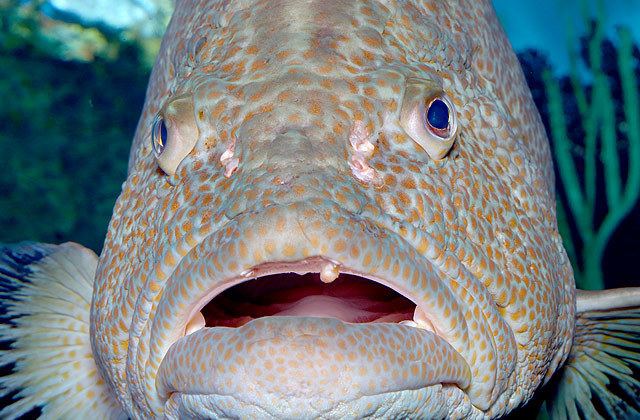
[91,0,575,417]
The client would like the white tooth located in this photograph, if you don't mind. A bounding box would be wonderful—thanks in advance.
[399,320,418,328]
[320,262,339,283]
[241,269,254,278]
[413,306,436,333]
[185,311,205,336]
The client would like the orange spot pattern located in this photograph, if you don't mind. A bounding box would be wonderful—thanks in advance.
[90,0,575,418]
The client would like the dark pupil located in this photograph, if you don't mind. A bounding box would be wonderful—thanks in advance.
[160,119,168,146]
[426,99,449,130]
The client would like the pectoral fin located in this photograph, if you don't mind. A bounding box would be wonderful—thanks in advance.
[543,287,640,419]
[0,242,125,419]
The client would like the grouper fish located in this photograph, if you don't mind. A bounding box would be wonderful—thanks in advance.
[1,0,640,418]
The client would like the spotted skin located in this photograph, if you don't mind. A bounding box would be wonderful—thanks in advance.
[89,0,574,418]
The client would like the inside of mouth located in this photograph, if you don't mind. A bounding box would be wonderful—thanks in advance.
[201,273,416,328]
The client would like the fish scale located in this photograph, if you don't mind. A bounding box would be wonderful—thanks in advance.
[111,0,564,416]
[1,0,640,419]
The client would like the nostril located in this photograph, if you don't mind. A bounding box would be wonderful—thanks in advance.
[220,146,239,178]
[348,120,383,186]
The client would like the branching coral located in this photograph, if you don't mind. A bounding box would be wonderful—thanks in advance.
[542,11,639,290]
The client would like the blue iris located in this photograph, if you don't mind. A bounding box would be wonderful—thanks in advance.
[426,99,449,130]
[152,117,168,154]
[160,119,168,146]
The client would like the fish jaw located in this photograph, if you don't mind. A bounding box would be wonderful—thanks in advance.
[157,319,469,417]
[114,198,513,417]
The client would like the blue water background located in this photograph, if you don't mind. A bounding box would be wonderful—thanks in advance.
[495,0,640,75]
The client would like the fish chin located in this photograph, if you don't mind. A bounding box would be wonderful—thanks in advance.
[161,377,464,419]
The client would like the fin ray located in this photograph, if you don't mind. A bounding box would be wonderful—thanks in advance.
[0,242,125,419]
[544,289,640,419]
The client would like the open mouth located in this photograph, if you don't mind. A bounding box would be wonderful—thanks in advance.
[197,271,416,329]
[179,257,436,337]
[156,257,472,406]
[149,202,488,411]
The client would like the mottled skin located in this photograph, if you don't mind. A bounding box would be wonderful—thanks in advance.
[90,0,575,417]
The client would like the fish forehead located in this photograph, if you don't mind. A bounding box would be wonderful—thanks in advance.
[91,0,575,416]
[129,0,555,198]
[130,0,467,165]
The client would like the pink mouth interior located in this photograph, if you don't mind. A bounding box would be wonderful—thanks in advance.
[202,273,416,328]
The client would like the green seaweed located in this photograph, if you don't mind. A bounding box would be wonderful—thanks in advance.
[542,2,640,290]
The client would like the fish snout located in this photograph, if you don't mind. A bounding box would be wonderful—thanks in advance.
[208,123,373,221]
[247,128,345,172]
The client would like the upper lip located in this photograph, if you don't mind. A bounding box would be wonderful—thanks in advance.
[132,200,506,409]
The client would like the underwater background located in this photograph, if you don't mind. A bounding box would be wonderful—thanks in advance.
[0,0,638,294]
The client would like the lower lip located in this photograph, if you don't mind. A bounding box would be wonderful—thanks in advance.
[157,315,471,401]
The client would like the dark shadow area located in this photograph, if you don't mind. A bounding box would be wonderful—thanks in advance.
[0,2,150,253]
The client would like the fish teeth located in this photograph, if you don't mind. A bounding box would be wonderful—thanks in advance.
[412,306,437,333]
[399,308,437,333]
[319,262,339,283]
[185,311,205,336]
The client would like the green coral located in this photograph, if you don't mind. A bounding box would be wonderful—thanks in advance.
[542,3,640,290]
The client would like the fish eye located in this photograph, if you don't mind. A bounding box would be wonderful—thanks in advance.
[152,116,168,156]
[399,82,458,161]
[150,94,200,176]
[425,97,451,137]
